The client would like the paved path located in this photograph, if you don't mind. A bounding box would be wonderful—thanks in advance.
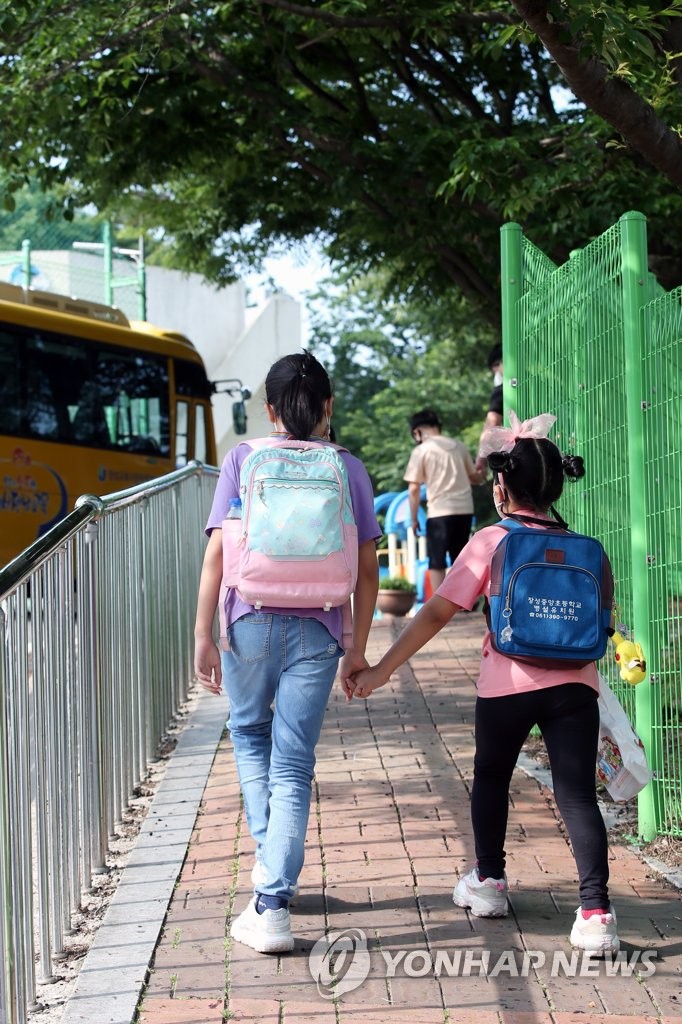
[138,613,682,1024]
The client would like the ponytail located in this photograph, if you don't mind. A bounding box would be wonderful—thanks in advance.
[265,350,332,440]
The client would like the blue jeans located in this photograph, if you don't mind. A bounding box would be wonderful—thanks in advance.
[221,613,340,901]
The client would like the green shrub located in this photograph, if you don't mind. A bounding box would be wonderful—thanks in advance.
[379,576,417,593]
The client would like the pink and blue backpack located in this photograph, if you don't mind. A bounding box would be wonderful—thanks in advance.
[219,438,358,643]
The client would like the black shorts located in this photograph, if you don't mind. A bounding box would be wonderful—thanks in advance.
[426,514,473,570]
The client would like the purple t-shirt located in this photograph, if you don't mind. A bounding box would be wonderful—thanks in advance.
[205,439,381,648]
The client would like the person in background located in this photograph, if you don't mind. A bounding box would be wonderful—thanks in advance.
[476,343,504,472]
[404,409,484,591]
[348,413,619,956]
[194,350,381,955]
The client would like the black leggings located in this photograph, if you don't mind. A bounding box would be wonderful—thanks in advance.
[472,682,609,909]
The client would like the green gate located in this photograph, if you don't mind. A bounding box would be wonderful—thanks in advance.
[501,211,682,841]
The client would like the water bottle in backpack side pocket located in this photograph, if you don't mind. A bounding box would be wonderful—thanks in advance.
[222,497,243,590]
[226,497,242,519]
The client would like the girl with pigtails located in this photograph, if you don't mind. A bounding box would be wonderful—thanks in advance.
[348,412,619,955]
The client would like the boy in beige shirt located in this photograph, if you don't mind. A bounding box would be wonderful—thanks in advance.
[404,409,484,590]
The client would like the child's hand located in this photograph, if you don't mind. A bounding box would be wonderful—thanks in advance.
[194,637,223,696]
[352,665,388,699]
[339,650,369,701]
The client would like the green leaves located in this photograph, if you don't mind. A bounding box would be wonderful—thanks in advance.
[0,0,681,306]
[308,266,496,495]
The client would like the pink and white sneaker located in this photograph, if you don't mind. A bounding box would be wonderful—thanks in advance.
[569,906,620,954]
[452,865,508,918]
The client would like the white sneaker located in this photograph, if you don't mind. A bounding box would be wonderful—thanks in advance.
[251,859,299,899]
[230,896,294,954]
[569,906,620,954]
[452,865,508,917]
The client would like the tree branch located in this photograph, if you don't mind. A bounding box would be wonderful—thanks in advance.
[256,0,513,31]
[509,0,682,189]
[256,0,405,30]
[406,41,506,136]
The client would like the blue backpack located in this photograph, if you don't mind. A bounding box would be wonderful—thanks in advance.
[485,517,614,667]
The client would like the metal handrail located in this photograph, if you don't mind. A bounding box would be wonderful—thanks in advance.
[0,461,218,1023]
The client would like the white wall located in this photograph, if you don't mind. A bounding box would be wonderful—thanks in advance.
[145,267,247,378]
[211,292,302,460]
[145,272,303,458]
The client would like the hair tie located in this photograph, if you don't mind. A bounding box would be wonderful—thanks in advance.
[479,409,556,459]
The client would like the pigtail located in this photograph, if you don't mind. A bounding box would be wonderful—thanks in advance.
[487,451,514,474]
[561,454,585,480]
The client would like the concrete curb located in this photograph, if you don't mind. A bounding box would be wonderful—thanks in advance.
[60,690,227,1024]
[516,751,682,892]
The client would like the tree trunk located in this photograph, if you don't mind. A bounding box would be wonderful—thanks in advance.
[509,0,682,190]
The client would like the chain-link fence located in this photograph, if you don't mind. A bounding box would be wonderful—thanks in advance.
[0,223,144,320]
[501,211,682,840]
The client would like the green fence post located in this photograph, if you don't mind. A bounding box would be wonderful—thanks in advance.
[619,210,656,840]
[137,234,147,321]
[102,221,113,307]
[500,222,523,416]
[21,239,31,290]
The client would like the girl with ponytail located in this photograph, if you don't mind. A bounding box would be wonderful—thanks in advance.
[194,350,381,954]
[350,411,619,956]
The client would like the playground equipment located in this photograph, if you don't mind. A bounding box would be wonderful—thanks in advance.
[374,486,430,601]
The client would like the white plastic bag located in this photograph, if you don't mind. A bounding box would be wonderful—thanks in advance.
[596,673,652,801]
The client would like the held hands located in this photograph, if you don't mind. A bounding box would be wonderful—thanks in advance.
[344,664,389,700]
[339,649,369,701]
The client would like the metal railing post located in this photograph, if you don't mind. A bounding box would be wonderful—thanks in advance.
[11,588,37,1007]
[81,516,108,873]
[30,570,56,983]
[0,465,217,1017]
[0,604,19,1024]
[619,210,656,840]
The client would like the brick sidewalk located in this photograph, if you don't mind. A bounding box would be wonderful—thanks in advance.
[139,613,682,1024]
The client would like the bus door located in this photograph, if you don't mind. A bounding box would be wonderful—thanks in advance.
[174,397,215,467]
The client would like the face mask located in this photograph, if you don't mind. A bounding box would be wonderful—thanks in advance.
[493,371,503,387]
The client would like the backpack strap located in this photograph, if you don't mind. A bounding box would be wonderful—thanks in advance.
[502,512,569,530]
[244,436,349,454]
[341,599,353,648]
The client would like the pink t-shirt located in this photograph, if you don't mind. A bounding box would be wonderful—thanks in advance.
[436,510,599,698]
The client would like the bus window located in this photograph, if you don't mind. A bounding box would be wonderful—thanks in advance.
[195,404,208,463]
[175,400,189,467]
[0,285,218,568]
[86,347,169,455]
[175,359,213,400]
[0,325,170,454]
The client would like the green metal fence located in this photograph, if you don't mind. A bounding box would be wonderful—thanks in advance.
[0,222,145,319]
[501,211,682,840]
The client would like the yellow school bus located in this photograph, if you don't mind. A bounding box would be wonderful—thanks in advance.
[0,282,217,567]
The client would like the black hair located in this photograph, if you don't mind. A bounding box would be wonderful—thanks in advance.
[487,438,585,524]
[409,408,442,432]
[265,349,332,440]
[487,344,503,370]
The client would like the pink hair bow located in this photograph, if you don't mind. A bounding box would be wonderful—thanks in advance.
[479,409,557,459]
